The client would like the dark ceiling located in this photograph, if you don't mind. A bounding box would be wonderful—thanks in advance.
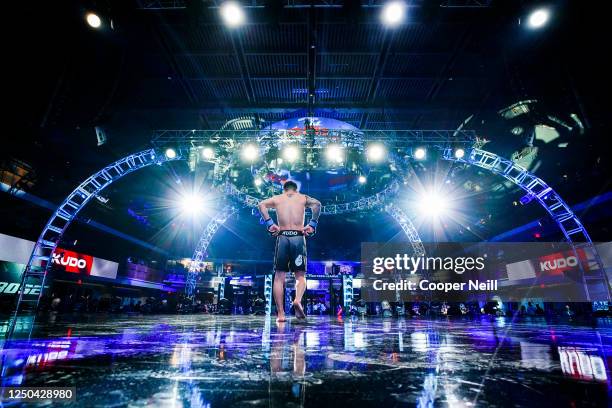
[3,0,611,261]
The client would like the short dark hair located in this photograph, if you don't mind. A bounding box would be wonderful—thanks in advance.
[283,180,298,191]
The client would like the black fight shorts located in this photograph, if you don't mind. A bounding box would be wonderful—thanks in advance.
[274,230,307,273]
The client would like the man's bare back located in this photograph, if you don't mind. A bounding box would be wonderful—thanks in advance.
[258,192,320,234]
[257,181,321,322]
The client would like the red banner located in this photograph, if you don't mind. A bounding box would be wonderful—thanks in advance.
[537,248,587,276]
[51,248,93,274]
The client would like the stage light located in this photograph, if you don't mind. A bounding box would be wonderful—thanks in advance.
[414,147,426,160]
[282,145,300,162]
[201,147,215,160]
[241,144,259,162]
[358,175,367,184]
[366,143,386,162]
[417,191,447,217]
[254,178,263,187]
[325,144,344,163]
[165,148,177,159]
[180,193,205,216]
[381,1,406,27]
[527,8,550,29]
[454,148,465,159]
[86,12,102,28]
[220,1,245,27]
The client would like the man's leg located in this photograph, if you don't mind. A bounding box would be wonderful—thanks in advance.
[291,235,308,319]
[273,271,287,322]
[293,271,307,319]
[294,271,306,305]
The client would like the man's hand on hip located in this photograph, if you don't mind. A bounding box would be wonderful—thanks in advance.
[303,219,318,237]
[268,224,281,236]
[303,225,315,236]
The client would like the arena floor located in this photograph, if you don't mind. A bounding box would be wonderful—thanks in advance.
[1,315,611,407]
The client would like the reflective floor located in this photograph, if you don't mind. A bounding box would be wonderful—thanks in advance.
[1,314,611,407]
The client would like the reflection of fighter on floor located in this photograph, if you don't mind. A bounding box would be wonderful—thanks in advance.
[257,180,321,323]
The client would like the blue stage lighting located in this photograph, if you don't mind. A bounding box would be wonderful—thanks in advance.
[325,144,344,163]
[417,191,447,217]
[381,1,406,27]
[366,143,386,162]
[201,147,215,160]
[180,193,205,216]
[220,1,245,27]
[414,147,426,160]
[86,12,102,28]
[165,148,177,159]
[282,145,300,162]
[241,144,259,162]
[527,8,550,29]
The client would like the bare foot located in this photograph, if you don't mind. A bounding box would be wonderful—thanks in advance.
[276,316,287,323]
[292,301,306,319]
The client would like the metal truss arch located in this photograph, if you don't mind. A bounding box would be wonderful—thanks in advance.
[186,205,238,299]
[441,147,610,301]
[9,149,180,333]
[442,148,590,242]
[385,203,426,257]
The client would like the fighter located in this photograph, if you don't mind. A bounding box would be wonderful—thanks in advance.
[257,180,321,323]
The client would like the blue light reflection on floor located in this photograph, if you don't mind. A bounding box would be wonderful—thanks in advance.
[0,315,610,407]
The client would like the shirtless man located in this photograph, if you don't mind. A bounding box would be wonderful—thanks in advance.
[257,180,322,323]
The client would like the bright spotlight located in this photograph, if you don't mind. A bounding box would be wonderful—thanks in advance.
[358,175,367,184]
[381,1,406,27]
[527,8,550,29]
[220,1,245,27]
[254,178,263,187]
[180,193,205,216]
[165,148,177,159]
[454,148,465,159]
[414,147,426,160]
[241,144,259,162]
[282,145,300,162]
[201,147,215,160]
[417,191,448,217]
[325,145,344,163]
[366,143,386,162]
[86,12,102,28]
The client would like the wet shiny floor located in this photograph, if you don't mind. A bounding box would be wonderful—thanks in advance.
[1,314,611,407]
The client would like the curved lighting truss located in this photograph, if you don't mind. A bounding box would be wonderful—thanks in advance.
[8,149,181,335]
[441,147,609,301]
[221,180,401,215]
[385,203,426,257]
[186,205,238,299]
[443,148,589,241]
[10,141,606,338]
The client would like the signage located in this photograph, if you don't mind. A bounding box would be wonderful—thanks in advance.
[0,261,44,297]
[507,248,590,281]
[0,234,118,281]
[52,249,93,274]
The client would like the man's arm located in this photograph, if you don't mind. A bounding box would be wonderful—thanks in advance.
[257,197,275,220]
[258,197,280,235]
[306,196,322,221]
[304,195,322,236]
